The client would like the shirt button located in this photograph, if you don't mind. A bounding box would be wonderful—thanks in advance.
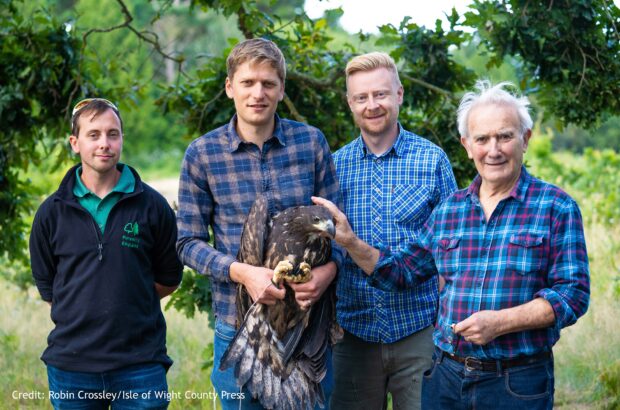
[375,216,381,222]
[375,158,382,164]
[377,303,382,308]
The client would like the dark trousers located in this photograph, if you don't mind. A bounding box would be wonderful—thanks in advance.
[330,325,434,410]
[422,348,554,410]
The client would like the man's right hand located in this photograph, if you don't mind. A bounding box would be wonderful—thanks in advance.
[229,262,286,305]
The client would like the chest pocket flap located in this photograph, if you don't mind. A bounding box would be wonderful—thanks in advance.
[507,233,544,274]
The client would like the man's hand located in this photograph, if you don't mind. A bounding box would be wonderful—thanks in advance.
[454,299,555,345]
[289,261,337,310]
[453,310,502,345]
[230,262,286,305]
[155,283,179,299]
[311,196,357,248]
[312,196,380,275]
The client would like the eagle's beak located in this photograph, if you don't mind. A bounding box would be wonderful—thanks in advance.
[325,220,336,238]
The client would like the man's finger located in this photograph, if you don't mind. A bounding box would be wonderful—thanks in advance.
[311,196,339,215]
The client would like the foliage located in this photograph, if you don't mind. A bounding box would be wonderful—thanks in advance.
[166,268,215,323]
[550,115,620,153]
[599,360,620,409]
[0,0,79,267]
[4,0,620,325]
[526,129,620,226]
[465,0,620,128]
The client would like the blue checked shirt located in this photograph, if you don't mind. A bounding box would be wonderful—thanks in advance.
[177,115,344,326]
[372,167,590,358]
[334,125,457,343]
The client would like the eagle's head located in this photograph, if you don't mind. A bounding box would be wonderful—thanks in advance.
[275,205,336,241]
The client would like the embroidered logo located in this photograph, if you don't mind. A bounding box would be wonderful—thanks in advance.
[121,221,141,248]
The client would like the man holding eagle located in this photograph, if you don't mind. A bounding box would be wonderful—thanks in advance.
[176,38,344,409]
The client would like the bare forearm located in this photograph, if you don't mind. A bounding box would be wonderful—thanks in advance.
[495,298,556,336]
[342,236,380,275]
[455,298,556,345]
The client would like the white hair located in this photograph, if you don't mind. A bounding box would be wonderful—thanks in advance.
[457,80,533,138]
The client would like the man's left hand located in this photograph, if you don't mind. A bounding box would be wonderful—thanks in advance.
[289,261,337,310]
[453,310,501,345]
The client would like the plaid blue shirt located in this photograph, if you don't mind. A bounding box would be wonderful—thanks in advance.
[177,115,344,326]
[334,125,457,343]
[372,167,590,358]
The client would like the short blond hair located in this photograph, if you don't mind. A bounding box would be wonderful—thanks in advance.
[345,52,401,86]
[226,38,286,82]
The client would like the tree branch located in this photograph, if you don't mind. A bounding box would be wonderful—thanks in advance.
[400,73,456,100]
[282,94,307,123]
[199,88,226,131]
[287,70,347,100]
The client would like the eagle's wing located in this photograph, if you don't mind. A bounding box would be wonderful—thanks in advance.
[221,200,334,410]
[237,195,268,267]
[235,195,269,324]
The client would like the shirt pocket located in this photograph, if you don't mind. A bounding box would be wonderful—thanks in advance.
[435,236,461,277]
[391,184,433,225]
[277,175,313,209]
[507,233,544,275]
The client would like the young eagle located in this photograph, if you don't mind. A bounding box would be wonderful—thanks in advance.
[220,195,338,410]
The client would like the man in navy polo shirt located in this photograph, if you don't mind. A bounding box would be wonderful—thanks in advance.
[29,98,183,409]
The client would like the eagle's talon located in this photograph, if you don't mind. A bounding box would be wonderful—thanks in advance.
[273,260,294,286]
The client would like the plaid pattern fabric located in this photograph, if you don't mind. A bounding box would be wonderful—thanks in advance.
[177,115,343,325]
[334,126,457,343]
[372,167,590,358]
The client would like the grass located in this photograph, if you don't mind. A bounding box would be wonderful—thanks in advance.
[553,223,620,409]
[0,281,217,409]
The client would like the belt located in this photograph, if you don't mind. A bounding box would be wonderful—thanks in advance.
[442,350,552,372]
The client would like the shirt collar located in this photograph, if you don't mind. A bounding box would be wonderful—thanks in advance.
[354,123,405,159]
[73,163,135,198]
[227,114,286,152]
[466,165,530,202]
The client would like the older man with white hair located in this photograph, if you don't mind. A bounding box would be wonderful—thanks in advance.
[313,80,590,409]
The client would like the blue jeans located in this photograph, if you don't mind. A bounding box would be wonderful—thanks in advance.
[47,363,169,409]
[212,319,333,409]
[421,349,554,410]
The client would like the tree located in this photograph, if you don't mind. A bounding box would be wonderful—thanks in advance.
[2,0,620,305]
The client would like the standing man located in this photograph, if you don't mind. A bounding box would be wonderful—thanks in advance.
[176,38,343,409]
[30,98,183,409]
[328,52,457,409]
[316,81,590,409]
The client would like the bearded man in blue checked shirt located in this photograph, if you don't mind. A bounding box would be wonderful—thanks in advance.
[176,38,344,409]
[313,52,458,410]
[314,80,590,410]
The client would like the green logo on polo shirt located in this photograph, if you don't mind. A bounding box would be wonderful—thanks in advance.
[121,222,140,248]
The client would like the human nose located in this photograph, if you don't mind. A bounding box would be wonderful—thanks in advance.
[98,135,111,149]
[250,83,265,99]
[366,95,380,110]
[488,137,501,155]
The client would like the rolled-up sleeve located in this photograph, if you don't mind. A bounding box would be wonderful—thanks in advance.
[176,142,236,283]
[535,198,590,330]
[369,222,438,291]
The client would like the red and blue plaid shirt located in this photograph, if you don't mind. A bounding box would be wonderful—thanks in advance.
[177,115,343,326]
[372,167,590,359]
